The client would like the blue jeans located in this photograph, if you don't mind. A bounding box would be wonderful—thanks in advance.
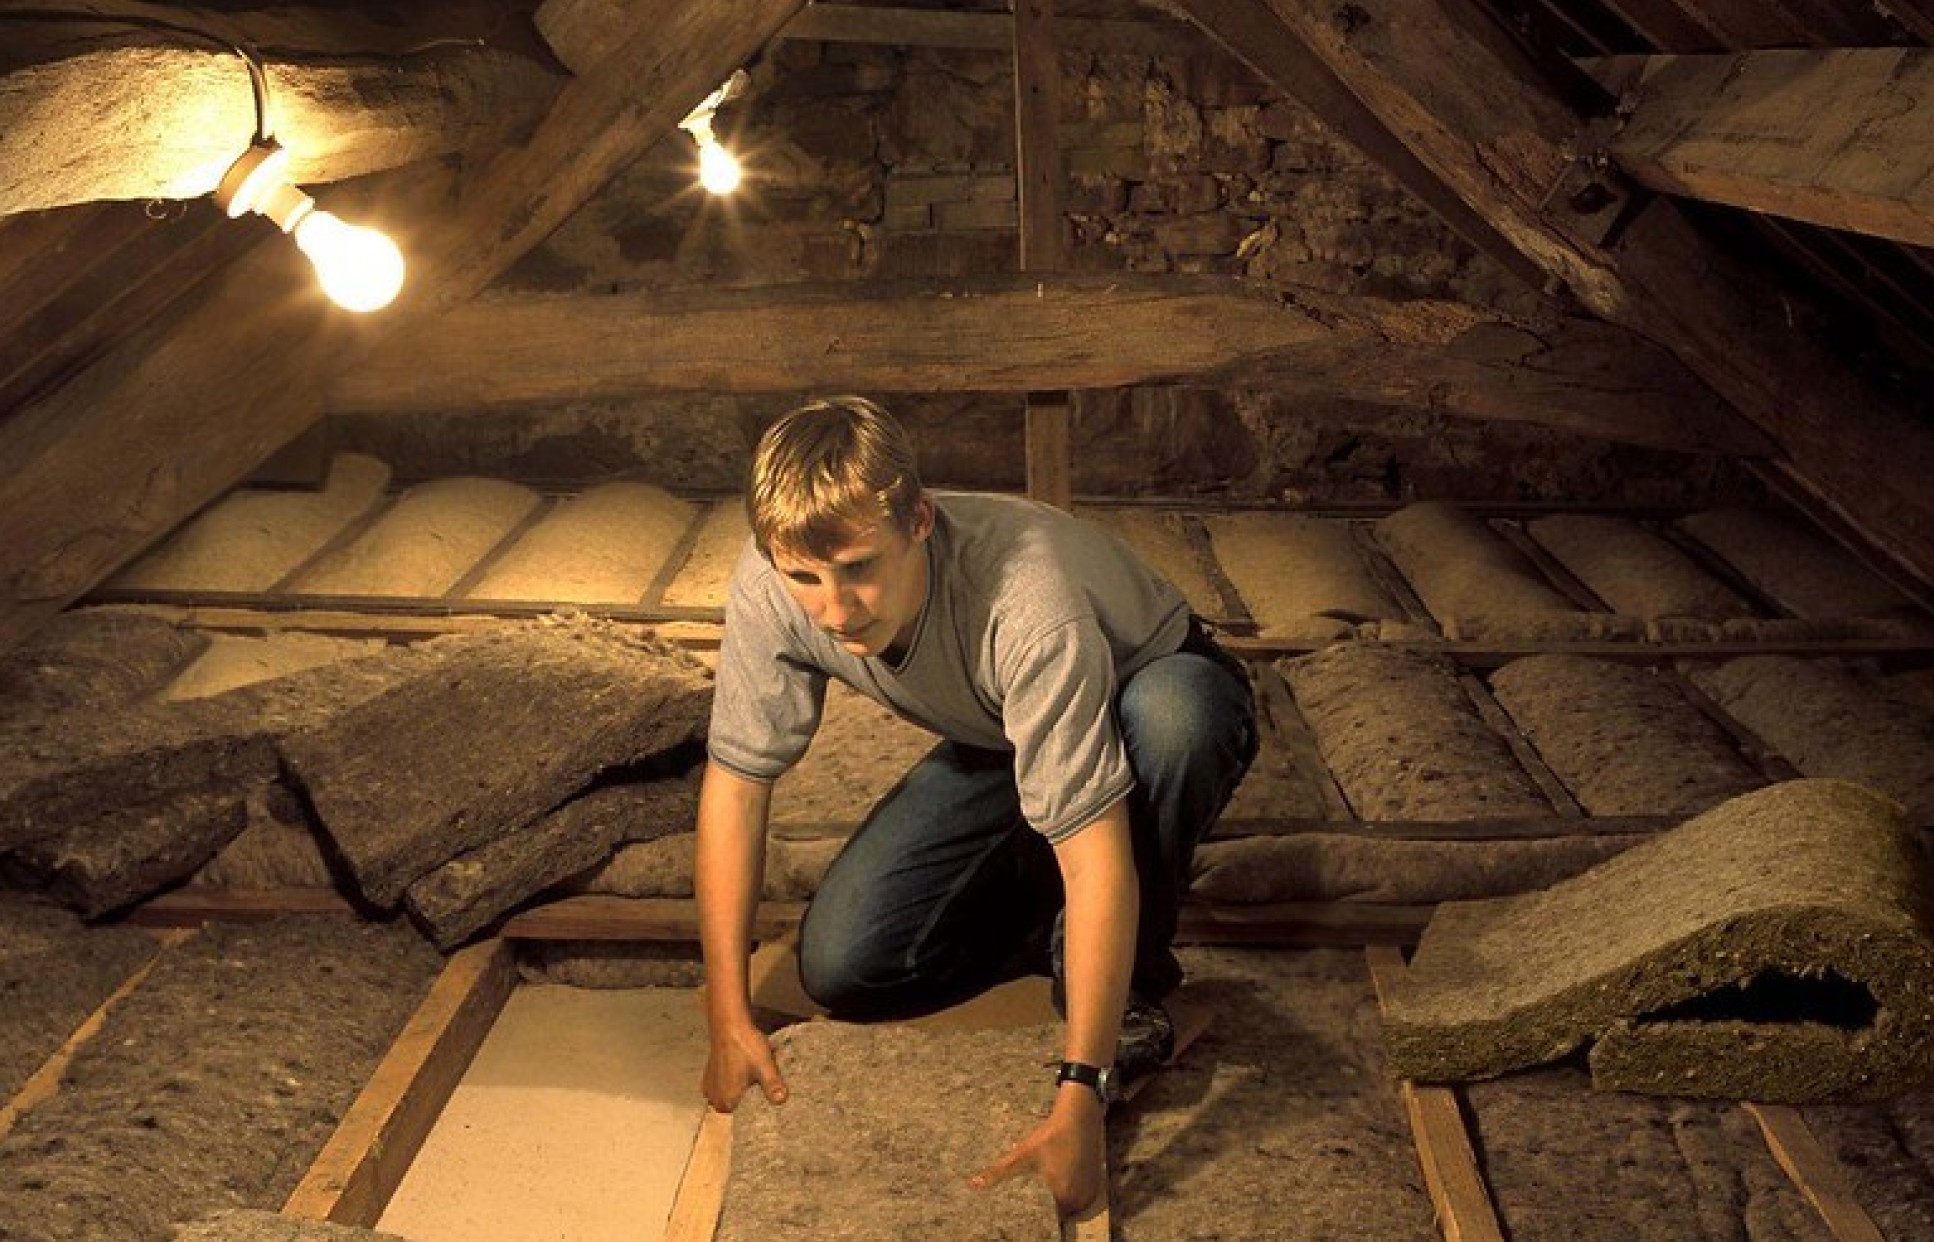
[797,635,1257,1020]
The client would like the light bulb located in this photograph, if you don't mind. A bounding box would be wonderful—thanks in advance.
[292,211,406,313]
[698,140,742,195]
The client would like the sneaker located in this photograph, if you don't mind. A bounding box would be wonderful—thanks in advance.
[1114,996,1176,1089]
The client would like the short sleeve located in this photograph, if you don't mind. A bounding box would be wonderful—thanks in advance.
[1000,616,1133,842]
[707,542,827,782]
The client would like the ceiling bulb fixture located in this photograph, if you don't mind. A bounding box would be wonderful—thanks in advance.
[214,140,406,313]
[679,69,750,196]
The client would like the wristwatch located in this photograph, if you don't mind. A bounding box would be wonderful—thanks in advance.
[1056,1060,1121,1106]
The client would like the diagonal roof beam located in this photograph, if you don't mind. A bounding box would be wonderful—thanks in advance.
[1172,0,1934,589]
[1582,49,1934,250]
[0,0,807,653]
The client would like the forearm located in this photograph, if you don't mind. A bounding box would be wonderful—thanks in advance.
[1054,800,1139,1071]
[695,760,773,1030]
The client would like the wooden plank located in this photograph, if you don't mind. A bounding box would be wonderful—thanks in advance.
[0,928,196,1143]
[1597,0,1725,51]
[663,1106,736,1242]
[773,3,1223,58]
[1364,945,1507,1242]
[128,887,362,925]
[500,896,804,942]
[282,937,518,1225]
[1586,49,1934,249]
[1744,1102,1890,1242]
[329,278,1768,457]
[0,34,561,212]
[1185,0,1934,595]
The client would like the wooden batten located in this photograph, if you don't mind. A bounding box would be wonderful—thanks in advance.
[282,937,518,1226]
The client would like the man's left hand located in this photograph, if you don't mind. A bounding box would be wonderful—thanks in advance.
[967,1090,1106,1217]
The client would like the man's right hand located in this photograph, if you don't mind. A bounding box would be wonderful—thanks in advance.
[702,1019,790,1112]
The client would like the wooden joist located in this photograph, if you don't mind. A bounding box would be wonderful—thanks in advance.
[282,937,518,1226]
[1014,0,1073,511]
[1166,0,1934,593]
[1364,945,1506,1242]
[1744,1103,1890,1242]
[328,276,1767,457]
[1582,49,1934,249]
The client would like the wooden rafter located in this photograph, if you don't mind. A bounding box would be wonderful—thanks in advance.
[0,34,561,216]
[326,276,1769,456]
[0,0,809,655]
[1170,0,1934,590]
[1583,49,1934,249]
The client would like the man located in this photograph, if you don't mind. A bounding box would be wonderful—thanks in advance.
[696,396,1256,1215]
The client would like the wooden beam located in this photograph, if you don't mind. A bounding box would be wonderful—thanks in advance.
[329,276,1768,456]
[1583,50,1934,249]
[1208,0,1934,591]
[0,0,807,654]
[662,1108,735,1242]
[1365,945,1507,1242]
[0,35,561,214]
[283,937,518,1226]
[771,3,1223,58]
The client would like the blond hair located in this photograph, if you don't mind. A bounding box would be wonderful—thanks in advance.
[748,396,925,558]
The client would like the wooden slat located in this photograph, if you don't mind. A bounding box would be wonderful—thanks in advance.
[774,3,1222,58]
[500,896,804,942]
[662,1106,735,1242]
[1014,0,1073,512]
[1364,945,1507,1242]
[1744,1102,1890,1242]
[1588,49,1934,249]
[1458,671,1587,818]
[1024,398,1074,511]
[0,928,196,1143]
[282,937,518,1225]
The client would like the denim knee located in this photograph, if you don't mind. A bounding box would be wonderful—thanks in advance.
[1118,654,1256,783]
[796,912,894,1012]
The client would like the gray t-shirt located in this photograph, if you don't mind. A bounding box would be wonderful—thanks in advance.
[708,492,1192,842]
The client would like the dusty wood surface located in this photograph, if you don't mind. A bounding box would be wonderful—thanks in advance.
[0,32,559,212]
[329,278,1761,455]
[1587,49,1934,248]
[283,937,516,1226]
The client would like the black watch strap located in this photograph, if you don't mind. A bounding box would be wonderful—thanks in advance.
[1056,1059,1120,1105]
